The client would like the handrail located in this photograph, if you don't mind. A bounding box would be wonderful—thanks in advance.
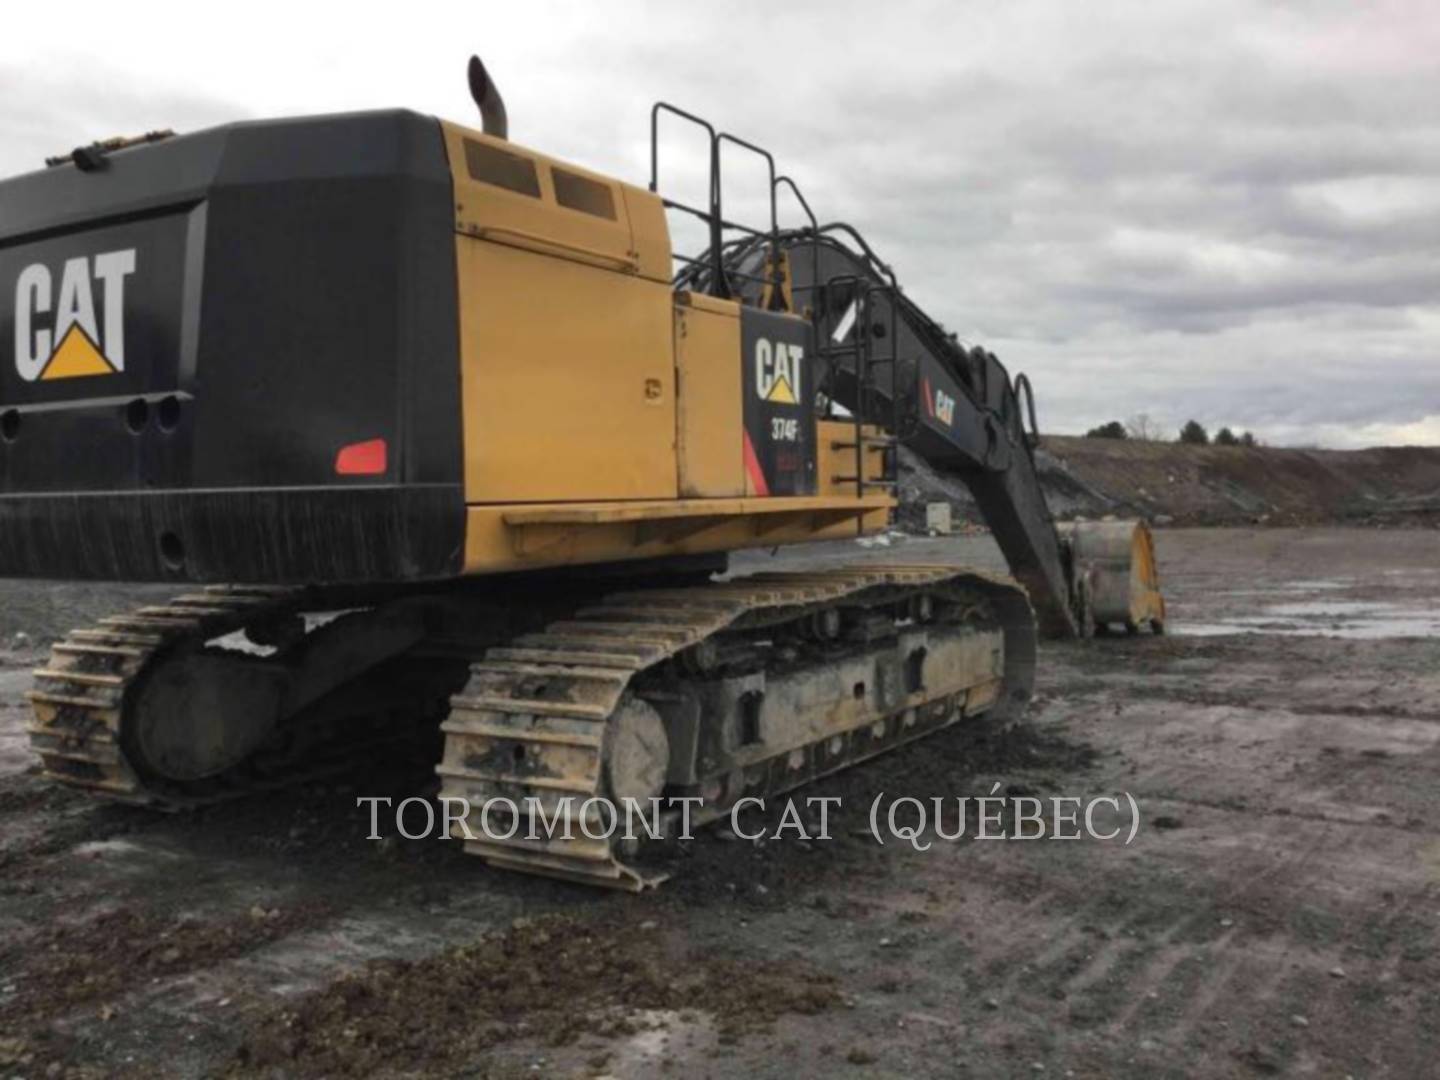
[775,175,819,318]
[650,102,723,295]
[650,101,788,304]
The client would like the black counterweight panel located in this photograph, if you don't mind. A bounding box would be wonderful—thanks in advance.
[0,110,464,583]
[194,113,460,489]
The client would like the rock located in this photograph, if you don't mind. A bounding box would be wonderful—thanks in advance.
[639,920,658,931]
[248,905,270,921]
[1219,918,1234,928]
[1241,1045,1282,1074]
[1154,514,1174,526]
[11,631,31,650]
[1290,1014,1309,1028]
[984,997,1000,1010]
[0,1038,31,1067]
[159,946,183,964]
[1329,966,1346,979]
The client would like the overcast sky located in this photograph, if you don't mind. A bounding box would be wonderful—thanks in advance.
[3,1,1436,447]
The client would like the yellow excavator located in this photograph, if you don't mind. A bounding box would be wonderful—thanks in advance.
[0,57,1163,888]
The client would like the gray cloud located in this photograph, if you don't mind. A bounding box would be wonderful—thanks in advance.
[1,0,1435,448]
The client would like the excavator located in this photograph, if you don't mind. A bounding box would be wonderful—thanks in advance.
[0,58,1163,889]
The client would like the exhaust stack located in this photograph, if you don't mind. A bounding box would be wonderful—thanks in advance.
[467,55,508,139]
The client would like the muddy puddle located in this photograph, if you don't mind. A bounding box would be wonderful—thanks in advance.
[1176,580,1440,639]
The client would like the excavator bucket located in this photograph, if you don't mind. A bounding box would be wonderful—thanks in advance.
[1061,520,1166,635]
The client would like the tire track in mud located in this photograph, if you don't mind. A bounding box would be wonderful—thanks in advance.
[876,786,1440,1077]
[1127,790,1434,833]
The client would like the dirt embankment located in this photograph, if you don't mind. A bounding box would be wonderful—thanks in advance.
[900,438,1440,528]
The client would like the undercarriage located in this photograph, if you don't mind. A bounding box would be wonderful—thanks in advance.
[27,565,1034,888]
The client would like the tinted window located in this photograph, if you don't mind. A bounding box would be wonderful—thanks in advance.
[464,139,540,197]
[552,167,617,220]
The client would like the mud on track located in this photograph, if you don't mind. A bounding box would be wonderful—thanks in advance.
[2,526,1439,1078]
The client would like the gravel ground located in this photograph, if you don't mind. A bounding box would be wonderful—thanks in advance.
[1,527,1438,1078]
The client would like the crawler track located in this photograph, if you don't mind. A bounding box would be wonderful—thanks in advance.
[26,564,1035,892]
[26,586,459,808]
[437,565,1035,889]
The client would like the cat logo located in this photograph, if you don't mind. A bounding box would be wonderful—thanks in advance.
[922,376,957,426]
[755,338,803,405]
[12,250,136,382]
[934,388,956,425]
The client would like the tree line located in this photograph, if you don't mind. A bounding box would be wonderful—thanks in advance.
[1084,415,1259,447]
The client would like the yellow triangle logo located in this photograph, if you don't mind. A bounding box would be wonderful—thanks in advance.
[765,373,797,404]
[40,324,116,380]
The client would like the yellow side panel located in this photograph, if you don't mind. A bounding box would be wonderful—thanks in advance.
[621,186,674,284]
[675,302,743,497]
[458,238,677,502]
[442,122,672,284]
[444,123,635,273]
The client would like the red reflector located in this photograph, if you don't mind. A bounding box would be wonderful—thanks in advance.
[334,438,387,476]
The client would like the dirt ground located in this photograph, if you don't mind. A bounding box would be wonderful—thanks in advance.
[2,527,1439,1079]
